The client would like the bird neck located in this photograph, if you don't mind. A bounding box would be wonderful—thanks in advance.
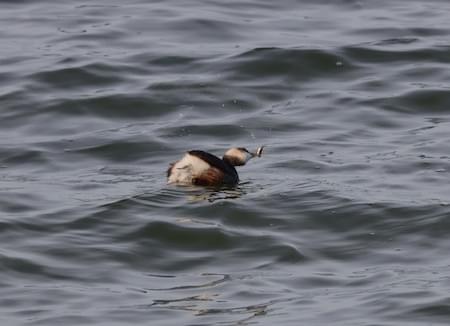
[223,155,244,167]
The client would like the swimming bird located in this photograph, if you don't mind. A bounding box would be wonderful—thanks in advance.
[167,146,264,186]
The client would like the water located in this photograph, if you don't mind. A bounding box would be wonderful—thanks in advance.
[2,0,450,325]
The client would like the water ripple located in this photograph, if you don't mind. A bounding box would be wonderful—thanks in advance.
[2,1,450,325]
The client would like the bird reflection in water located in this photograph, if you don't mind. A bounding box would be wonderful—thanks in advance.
[185,184,247,203]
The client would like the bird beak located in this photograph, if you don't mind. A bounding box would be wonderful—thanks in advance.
[252,146,264,158]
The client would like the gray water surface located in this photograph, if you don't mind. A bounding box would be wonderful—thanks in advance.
[2,1,450,325]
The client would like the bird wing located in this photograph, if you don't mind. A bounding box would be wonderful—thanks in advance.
[188,150,230,172]
[193,167,225,186]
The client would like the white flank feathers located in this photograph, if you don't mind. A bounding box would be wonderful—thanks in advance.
[167,153,210,184]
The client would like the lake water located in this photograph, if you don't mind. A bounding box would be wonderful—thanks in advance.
[2,1,450,325]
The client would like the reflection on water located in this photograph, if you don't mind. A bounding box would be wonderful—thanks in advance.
[184,185,247,203]
[147,273,230,291]
[146,273,280,325]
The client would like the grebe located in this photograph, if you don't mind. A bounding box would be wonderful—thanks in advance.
[167,146,264,186]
